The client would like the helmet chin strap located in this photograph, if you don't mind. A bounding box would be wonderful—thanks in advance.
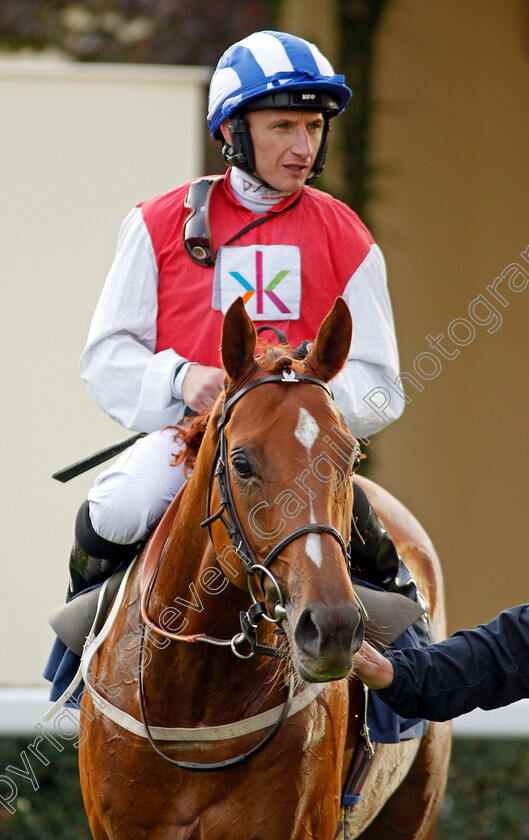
[222,142,292,193]
[222,112,330,187]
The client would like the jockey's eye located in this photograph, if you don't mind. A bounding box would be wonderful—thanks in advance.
[231,454,254,479]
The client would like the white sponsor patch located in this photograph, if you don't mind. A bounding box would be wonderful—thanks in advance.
[214,244,301,320]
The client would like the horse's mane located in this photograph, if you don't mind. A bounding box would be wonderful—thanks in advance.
[170,410,211,475]
[171,344,304,472]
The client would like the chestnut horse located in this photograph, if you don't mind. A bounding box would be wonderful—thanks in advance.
[79,297,451,840]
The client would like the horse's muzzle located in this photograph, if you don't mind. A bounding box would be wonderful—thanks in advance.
[293,601,364,681]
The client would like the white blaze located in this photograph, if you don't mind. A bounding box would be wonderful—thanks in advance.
[305,500,323,567]
[294,407,319,454]
[305,531,323,568]
[294,409,322,566]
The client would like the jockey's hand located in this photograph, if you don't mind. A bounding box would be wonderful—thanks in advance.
[354,640,395,690]
[182,364,225,413]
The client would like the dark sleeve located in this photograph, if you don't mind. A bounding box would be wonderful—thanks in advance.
[375,605,529,721]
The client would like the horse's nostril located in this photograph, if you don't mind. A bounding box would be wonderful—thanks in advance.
[294,608,320,656]
[294,602,364,664]
[352,617,365,652]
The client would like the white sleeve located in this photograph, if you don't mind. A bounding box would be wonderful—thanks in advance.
[331,244,406,439]
[79,207,190,432]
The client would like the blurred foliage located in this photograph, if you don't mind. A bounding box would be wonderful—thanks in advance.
[0,0,269,66]
[1,736,529,838]
[0,736,90,840]
[335,0,389,220]
[435,738,529,839]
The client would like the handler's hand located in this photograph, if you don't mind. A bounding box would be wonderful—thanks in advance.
[354,641,395,691]
[182,365,225,412]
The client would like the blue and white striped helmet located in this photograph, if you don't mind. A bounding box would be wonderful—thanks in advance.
[208,30,352,139]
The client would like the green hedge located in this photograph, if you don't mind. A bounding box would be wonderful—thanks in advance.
[1,736,529,838]
[435,738,529,839]
[0,736,90,839]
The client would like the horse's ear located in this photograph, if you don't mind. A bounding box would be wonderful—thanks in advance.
[305,297,352,382]
[221,297,257,381]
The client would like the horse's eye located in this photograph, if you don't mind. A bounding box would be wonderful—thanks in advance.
[352,448,362,473]
[232,456,253,478]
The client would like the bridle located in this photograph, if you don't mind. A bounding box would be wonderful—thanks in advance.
[203,369,355,656]
[138,368,360,771]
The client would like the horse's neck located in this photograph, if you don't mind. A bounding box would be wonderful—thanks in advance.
[143,431,283,726]
[147,454,236,631]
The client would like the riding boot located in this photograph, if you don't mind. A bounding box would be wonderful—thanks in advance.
[67,541,126,601]
[391,557,433,646]
[67,499,142,601]
[353,504,400,589]
[351,488,433,646]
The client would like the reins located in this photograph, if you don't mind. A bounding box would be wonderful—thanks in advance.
[138,627,296,772]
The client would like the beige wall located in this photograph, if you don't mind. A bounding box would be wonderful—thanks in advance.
[0,59,210,685]
[368,0,529,632]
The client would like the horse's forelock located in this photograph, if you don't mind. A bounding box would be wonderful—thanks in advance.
[170,410,210,474]
[257,343,300,374]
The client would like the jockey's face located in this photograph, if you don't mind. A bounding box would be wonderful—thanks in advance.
[223,109,324,193]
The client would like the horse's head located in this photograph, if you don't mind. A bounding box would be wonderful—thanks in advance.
[212,297,364,682]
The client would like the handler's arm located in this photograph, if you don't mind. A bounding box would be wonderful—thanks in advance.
[355,605,529,721]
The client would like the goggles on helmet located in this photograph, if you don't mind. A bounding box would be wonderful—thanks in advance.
[242,89,341,116]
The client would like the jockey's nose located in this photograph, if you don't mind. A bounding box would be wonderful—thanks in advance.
[294,601,364,674]
[291,125,313,159]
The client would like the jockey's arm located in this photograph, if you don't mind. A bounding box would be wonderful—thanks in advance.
[79,207,213,432]
[330,244,406,439]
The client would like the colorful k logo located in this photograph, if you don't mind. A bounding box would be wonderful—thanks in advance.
[229,250,291,314]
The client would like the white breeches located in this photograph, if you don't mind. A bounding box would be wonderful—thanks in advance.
[87,428,188,544]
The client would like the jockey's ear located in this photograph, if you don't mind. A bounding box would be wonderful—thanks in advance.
[305,297,352,382]
[221,297,257,381]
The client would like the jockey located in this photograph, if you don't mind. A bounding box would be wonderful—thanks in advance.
[68,30,413,615]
